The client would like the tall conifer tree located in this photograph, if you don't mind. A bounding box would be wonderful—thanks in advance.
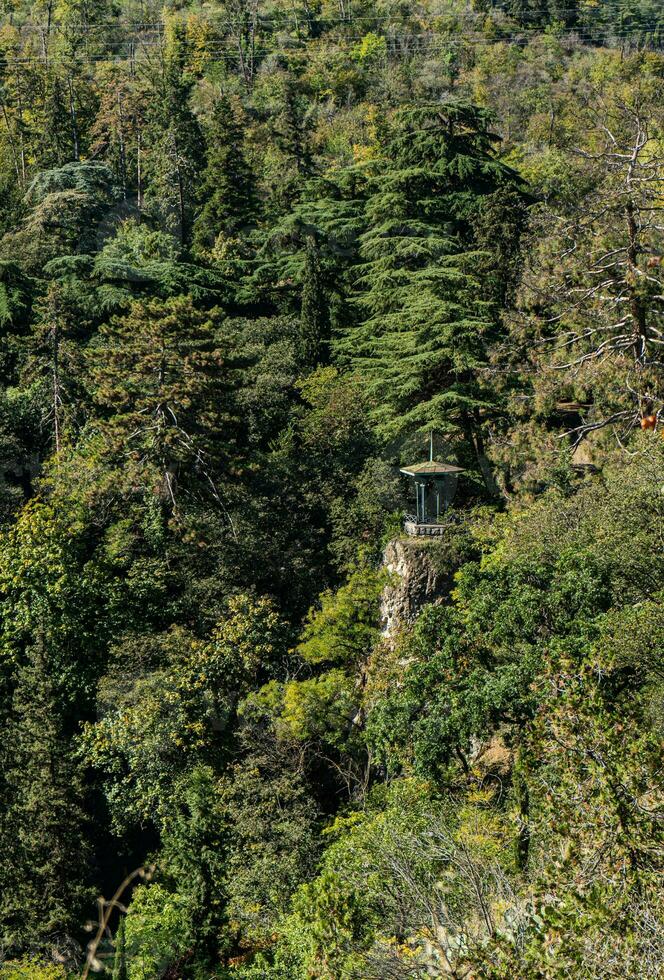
[112,916,129,980]
[0,639,90,952]
[90,296,237,510]
[145,28,204,247]
[300,233,330,367]
[340,102,521,491]
[192,96,256,256]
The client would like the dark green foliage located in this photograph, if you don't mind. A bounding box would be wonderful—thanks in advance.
[158,766,231,964]
[0,5,661,977]
[93,220,227,311]
[367,457,664,780]
[84,295,240,522]
[300,233,330,367]
[1,163,122,273]
[337,102,524,492]
[0,262,32,337]
[330,458,405,570]
[219,752,319,949]
[193,96,256,256]
[144,37,204,246]
[0,640,91,953]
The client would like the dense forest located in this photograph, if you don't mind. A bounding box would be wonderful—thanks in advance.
[0,1,662,977]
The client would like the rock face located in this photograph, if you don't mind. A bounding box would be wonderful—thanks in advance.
[380,537,450,643]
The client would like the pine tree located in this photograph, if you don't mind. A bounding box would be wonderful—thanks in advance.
[263,70,312,215]
[340,102,521,492]
[90,65,147,205]
[4,161,121,274]
[89,296,238,509]
[192,96,256,257]
[274,76,310,178]
[40,72,73,168]
[300,233,330,367]
[0,638,90,954]
[23,282,88,457]
[145,29,204,247]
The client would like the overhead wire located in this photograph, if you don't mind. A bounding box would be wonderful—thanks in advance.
[0,10,659,71]
[1,5,663,35]
[0,30,660,65]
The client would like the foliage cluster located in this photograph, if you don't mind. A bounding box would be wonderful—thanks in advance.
[0,2,662,978]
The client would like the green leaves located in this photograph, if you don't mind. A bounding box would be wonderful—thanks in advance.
[0,6,662,975]
[2,163,122,274]
[123,884,194,980]
[0,640,92,953]
[298,563,387,666]
[192,95,257,258]
[81,595,287,830]
[87,295,239,512]
[332,102,527,493]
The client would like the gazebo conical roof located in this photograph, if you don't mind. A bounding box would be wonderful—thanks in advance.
[400,460,465,477]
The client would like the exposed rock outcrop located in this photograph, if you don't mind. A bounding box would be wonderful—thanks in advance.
[380,537,451,643]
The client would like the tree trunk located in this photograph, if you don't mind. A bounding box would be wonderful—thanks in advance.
[117,91,127,200]
[52,318,61,459]
[68,76,80,161]
[466,410,502,500]
[626,203,648,363]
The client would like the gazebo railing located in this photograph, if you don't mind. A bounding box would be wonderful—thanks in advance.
[404,511,456,537]
[404,513,446,526]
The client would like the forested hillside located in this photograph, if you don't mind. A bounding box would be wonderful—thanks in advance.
[0,1,662,977]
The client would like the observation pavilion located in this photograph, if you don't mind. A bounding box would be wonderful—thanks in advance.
[400,444,464,537]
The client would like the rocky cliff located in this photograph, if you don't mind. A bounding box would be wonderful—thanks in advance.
[380,537,451,643]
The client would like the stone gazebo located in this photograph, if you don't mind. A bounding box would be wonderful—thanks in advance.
[400,454,464,537]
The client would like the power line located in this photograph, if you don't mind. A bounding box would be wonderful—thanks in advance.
[0,20,659,70]
[2,7,663,36]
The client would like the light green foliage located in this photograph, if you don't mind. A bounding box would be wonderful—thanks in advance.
[0,959,67,979]
[298,562,387,665]
[0,500,130,704]
[254,780,514,980]
[367,451,664,778]
[284,669,355,745]
[242,559,384,770]
[124,883,194,980]
[243,668,357,751]
[352,33,387,66]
